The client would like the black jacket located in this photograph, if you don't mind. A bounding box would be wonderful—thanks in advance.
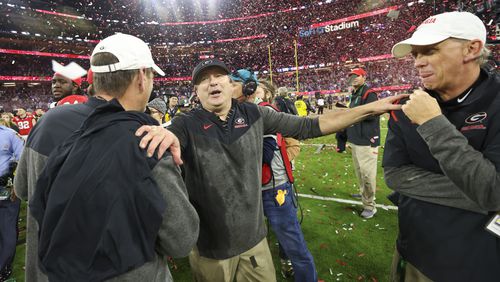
[168,99,321,259]
[346,85,380,146]
[30,100,167,282]
[383,69,500,282]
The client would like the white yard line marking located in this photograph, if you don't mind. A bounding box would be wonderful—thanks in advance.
[297,193,398,210]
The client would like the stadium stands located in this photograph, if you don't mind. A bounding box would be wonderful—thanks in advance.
[0,0,498,111]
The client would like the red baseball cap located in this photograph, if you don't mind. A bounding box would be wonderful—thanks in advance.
[54,72,83,87]
[72,77,82,87]
[87,69,93,85]
[349,68,366,77]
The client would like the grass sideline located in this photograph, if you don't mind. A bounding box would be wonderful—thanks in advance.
[13,118,398,281]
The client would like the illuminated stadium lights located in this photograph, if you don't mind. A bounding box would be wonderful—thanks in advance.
[156,1,337,26]
[34,8,84,19]
[310,6,399,28]
[214,34,267,43]
[153,34,267,47]
[358,54,394,62]
[159,11,277,26]
[0,76,52,82]
[0,49,89,59]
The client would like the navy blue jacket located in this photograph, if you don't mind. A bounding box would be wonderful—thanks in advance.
[30,100,167,282]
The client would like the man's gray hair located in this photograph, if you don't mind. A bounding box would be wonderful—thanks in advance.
[478,46,491,66]
[277,87,288,97]
[451,38,491,66]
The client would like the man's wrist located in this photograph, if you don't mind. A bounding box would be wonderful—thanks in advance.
[417,113,442,125]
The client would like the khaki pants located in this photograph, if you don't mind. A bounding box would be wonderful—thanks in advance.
[189,238,277,282]
[350,144,378,210]
[391,249,433,282]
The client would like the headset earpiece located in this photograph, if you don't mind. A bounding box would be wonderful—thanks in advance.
[243,80,257,96]
[232,70,258,96]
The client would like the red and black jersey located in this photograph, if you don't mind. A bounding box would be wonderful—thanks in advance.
[13,113,36,136]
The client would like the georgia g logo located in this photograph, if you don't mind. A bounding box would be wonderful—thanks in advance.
[234,117,248,128]
[465,112,487,124]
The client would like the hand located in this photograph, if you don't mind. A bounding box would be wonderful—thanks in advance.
[368,94,410,115]
[135,125,183,165]
[402,89,442,125]
[10,188,17,202]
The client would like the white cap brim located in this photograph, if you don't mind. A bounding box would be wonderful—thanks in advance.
[392,32,450,58]
[152,64,165,76]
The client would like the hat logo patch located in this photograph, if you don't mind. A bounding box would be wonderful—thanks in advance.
[422,18,437,25]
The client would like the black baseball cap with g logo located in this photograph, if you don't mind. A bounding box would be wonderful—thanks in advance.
[192,59,230,85]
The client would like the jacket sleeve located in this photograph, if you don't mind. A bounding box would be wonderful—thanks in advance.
[416,115,500,211]
[259,106,322,140]
[151,154,199,257]
[13,148,29,200]
[14,147,48,201]
[384,166,486,214]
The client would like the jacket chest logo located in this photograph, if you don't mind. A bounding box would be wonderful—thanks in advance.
[461,112,487,132]
[234,117,248,129]
[465,112,487,124]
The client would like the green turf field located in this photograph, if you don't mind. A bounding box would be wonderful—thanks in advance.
[12,116,398,282]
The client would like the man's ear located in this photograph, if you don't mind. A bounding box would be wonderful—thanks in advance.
[72,82,79,93]
[137,69,147,92]
[463,39,483,63]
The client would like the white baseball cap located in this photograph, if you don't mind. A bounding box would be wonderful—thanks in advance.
[392,12,487,58]
[90,33,165,76]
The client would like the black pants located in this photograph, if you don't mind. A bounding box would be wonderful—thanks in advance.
[0,197,20,274]
[336,130,347,152]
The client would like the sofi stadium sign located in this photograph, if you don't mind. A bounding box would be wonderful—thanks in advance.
[298,6,399,38]
[299,20,359,37]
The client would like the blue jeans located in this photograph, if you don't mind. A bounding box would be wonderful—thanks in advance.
[262,182,317,282]
[0,197,20,272]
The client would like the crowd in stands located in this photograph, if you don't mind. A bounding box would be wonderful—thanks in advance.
[0,85,51,112]
[0,0,498,110]
[0,56,418,112]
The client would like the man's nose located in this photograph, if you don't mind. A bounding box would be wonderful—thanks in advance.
[413,54,426,68]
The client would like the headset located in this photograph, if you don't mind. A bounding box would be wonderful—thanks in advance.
[232,69,258,96]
